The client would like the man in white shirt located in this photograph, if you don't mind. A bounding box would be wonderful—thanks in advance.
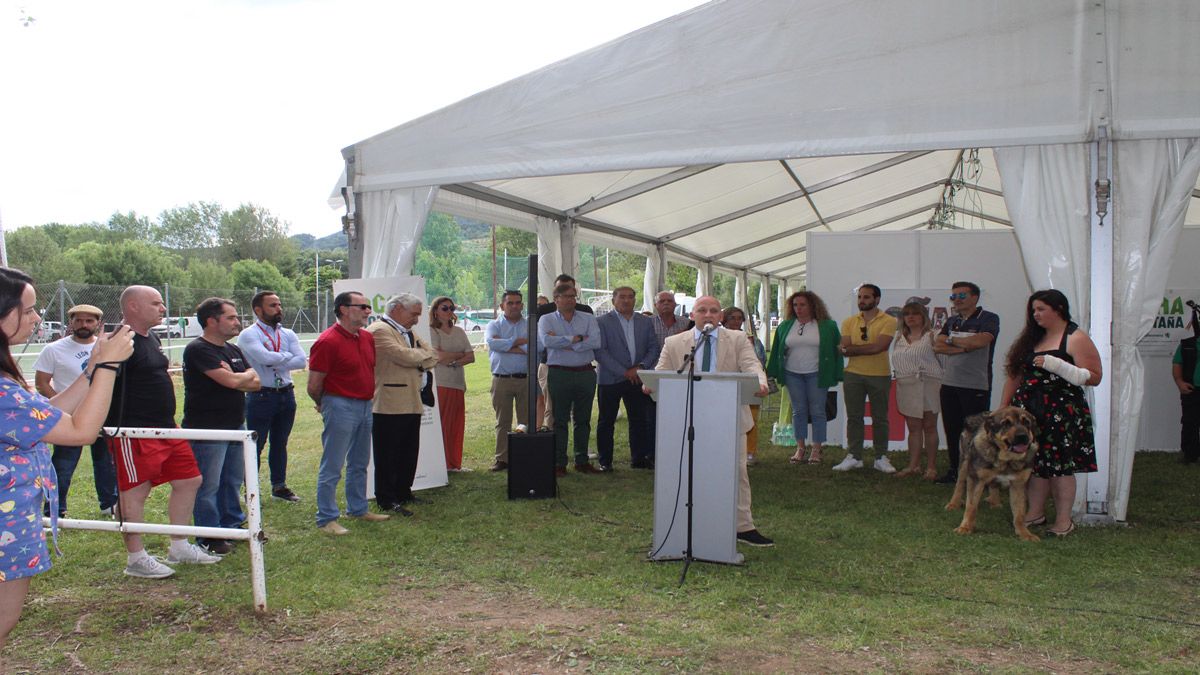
[33,304,117,518]
[238,291,308,502]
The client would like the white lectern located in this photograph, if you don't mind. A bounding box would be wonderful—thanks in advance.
[640,370,761,565]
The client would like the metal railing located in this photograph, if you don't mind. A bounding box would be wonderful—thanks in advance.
[43,427,268,612]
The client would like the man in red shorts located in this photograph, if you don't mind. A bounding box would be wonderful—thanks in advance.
[106,285,222,578]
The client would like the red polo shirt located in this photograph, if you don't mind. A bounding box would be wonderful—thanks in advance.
[309,323,376,401]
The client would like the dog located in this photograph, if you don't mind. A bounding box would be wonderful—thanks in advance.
[945,406,1040,541]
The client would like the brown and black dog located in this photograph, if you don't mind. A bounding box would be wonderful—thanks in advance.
[945,406,1040,541]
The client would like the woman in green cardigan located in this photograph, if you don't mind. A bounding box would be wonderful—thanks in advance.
[766,290,843,464]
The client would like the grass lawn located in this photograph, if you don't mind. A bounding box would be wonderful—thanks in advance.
[7,359,1199,673]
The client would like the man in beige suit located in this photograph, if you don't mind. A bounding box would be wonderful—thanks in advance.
[654,296,774,547]
[365,293,439,516]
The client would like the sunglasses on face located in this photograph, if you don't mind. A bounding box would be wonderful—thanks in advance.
[438,305,454,311]
[342,303,371,311]
[949,292,970,300]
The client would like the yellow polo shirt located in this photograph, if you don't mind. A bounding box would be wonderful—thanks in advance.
[842,311,897,376]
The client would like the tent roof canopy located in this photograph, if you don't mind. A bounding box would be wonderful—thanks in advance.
[342,0,1200,282]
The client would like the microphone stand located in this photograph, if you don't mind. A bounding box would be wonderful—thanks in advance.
[678,329,710,586]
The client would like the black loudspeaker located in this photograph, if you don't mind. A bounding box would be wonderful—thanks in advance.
[507,431,556,500]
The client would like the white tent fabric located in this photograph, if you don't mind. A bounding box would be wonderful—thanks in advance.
[994,144,1093,325]
[1110,139,1200,521]
[360,187,437,278]
[535,217,560,300]
[337,0,1200,520]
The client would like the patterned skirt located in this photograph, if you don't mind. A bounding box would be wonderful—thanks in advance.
[1011,367,1097,478]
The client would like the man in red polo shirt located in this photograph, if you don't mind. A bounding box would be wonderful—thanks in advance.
[307,291,389,535]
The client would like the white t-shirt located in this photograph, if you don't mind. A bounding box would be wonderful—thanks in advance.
[784,320,821,374]
[33,336,96,393]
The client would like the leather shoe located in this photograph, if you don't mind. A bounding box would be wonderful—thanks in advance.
[598,464,614,473]
[350,512,390,522]
[489,461,509,472]
[934,472,958,485]
[630,459,655,470]
[389,505,414,517]
[575,462,602,474]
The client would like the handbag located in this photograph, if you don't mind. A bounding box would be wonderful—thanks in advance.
[825,390,838,422]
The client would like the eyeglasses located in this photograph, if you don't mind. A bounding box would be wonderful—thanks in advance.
[949,292,970,300]
[859,326,869,341]
[341,303,371,311]
[438,304,454,311]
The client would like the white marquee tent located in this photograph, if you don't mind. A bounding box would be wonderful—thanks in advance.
[332,0,1200,521]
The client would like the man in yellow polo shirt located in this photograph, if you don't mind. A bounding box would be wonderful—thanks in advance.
[834,284,897,472]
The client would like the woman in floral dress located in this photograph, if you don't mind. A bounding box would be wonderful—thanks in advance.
[1000,290,1102,537]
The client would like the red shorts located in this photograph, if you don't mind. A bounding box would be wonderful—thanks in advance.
[107,436,201,491]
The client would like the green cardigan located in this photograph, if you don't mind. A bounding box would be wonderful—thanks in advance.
[766,318,843,389]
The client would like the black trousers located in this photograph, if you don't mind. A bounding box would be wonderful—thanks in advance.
[1181,389,1200,462]
[372,413,421,507]
[596,380,654,466]
[940,385,991,473]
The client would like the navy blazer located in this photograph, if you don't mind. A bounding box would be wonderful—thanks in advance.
[595,311,660,386]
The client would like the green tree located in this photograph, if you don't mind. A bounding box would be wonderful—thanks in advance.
[5,227,86,284]
[218,203,296,271]
[182,259,233,292]
[67,240,184,287]
[494,226,536,255]
[108,211,155,241]
[158,201,223,250]
[413,213,464,302]
[230,259,297,295]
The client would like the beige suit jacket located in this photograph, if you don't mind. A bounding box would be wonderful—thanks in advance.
[365,320,440,415]
[655,327,767,434]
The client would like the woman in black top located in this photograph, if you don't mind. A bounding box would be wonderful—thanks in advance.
[1000,290,1102,537]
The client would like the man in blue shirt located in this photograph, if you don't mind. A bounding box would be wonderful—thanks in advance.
[595,287,660,471]
[485,290,530,472]
[238,291,308,502]
[538,282,602,475]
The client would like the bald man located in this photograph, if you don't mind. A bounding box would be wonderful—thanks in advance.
[105,286,221,579]
[654,296,774,547]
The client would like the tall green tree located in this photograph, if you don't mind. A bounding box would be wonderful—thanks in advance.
[218,203,296,272]
[158,201,223,250]
[108,211,155,241]
[182,259,233,292]
[230,259,297,295]
[5,228,86,284]
[67,240,184,287]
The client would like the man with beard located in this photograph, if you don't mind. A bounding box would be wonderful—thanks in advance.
[239,291,308,502]
[833,284,897,473]
[33,304,118,518]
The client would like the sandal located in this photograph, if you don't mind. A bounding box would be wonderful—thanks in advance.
[923,468,939,481]
[1024,515,1047,527]
[788,453,805,464]
[1048,521,1076,537]
[806,448,823,464]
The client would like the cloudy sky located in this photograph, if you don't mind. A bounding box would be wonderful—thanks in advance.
[1,0,706,237]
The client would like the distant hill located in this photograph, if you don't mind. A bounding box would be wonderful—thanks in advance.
[291,231,347,250]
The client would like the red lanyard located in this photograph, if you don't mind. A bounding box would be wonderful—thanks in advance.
[257,323,281,352]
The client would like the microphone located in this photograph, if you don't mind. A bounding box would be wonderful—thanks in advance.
[700,323,717,335]
[1188,300,1199,310]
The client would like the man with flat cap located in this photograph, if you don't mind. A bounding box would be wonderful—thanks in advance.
[34,304,118,518]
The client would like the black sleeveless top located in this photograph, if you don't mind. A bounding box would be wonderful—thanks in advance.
[1032,322,1077,366]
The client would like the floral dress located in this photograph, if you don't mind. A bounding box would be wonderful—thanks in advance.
[0,378,64,582]
[1010,323,1097,478]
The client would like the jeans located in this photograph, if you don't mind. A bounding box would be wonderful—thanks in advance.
[843,372,892,459]
[190,433,247,530]
[316,395,373,526]
[784,370,828,443]
[596,380,653,466]
[246,387,298,488]
[47,442,117,516]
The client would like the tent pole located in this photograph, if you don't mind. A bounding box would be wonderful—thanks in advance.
[1086,129,1115,522]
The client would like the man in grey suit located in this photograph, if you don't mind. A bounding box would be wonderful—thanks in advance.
[595,287,661,471]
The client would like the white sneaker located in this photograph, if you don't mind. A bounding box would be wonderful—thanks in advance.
[124,556,175,579]
[832,456,864,472]
[873,456,897,474]
[166,543,223,565]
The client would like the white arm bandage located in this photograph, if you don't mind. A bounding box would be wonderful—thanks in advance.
[1040,354,1091,386]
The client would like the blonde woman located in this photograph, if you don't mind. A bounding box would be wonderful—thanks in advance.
[891,301,943,479]
[429,297,475,472]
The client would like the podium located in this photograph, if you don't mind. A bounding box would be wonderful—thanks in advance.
[640,370,761,565]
